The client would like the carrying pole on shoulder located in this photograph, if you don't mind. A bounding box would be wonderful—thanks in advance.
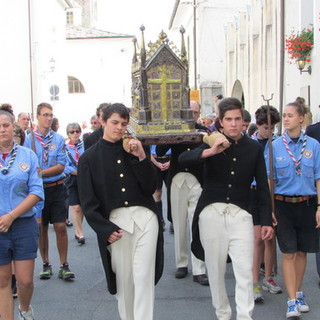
[261,94,277,274]
[28,113,36,154]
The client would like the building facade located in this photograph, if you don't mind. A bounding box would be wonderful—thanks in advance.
[225,0,319,126]
[0,0,134,133]
[169,0,250,115]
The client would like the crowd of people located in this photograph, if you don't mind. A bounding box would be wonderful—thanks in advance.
[0,95,319,320]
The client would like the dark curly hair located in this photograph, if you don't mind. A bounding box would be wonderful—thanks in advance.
[255,105,280,125]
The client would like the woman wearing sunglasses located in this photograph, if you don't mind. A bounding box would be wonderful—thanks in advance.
[64,123,85,244]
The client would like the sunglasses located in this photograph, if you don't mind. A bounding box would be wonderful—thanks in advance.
[68,130,81,134]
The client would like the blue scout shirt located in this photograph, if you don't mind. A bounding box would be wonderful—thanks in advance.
[0,144,44,218]
[269,131,320,196]
[251,133,278,186]
[64,141,84,175]
[24,130,66,183]
[150,145,171,156]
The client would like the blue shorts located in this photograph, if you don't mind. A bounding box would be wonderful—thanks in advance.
[0,216,39,265]
[42,184,68,225]
[275,198,319,253]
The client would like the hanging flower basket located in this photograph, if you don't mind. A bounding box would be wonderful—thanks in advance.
[285,27,313,62]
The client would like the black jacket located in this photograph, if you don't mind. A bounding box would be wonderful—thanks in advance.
[78,139,164,294]
[179,134,272,261]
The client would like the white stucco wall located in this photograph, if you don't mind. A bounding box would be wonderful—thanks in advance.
[60,37,133,132]
[171,0,250,115]
[224,0,319,125]
[0,0,68,120]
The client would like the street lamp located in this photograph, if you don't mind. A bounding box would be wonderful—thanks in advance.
[296,58,311,75]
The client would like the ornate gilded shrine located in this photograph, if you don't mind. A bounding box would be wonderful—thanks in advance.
[129,26,196,140]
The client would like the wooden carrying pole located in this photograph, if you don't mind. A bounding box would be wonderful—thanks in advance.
[28,113,36,154]
[261,94,277,274]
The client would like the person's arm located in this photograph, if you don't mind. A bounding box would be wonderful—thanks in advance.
[0,194,41,232]
[77,155,120,245]
[150,154,163,169]
[200,136,229,159]
[0,150,43,232]
[127,140,157,197]
[255,148,273,229]
[40,164,65,177]
[315,179,320,228]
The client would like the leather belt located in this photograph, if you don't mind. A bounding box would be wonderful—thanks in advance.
[274,194,315,203]
[154,155,171,159]
[44,179,64,189]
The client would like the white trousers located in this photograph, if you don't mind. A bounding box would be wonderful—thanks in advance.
[199,203,254,320]
[109,207,158,320]
[171,172,206,275]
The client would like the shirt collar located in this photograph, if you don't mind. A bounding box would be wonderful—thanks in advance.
[285,130,304,143]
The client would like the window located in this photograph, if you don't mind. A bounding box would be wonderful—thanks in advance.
[66,11,74,25]
[68,76,85,94]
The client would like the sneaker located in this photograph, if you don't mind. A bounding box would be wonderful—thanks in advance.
[253,283,264,303]
[286,299,300,318]
[262,277,282,294]
[18,305,35,320]
[296,291,309,312]
[39,262,52,280]
[58,263,75,280]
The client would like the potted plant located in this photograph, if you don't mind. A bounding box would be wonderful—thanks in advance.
[285,27,313,63]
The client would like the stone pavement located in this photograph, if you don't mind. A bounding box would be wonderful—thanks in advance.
[12,214,320,320]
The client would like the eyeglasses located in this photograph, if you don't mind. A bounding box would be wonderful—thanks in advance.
[91,121,98,125]
[39,113,54,118]
[68,130,81,134]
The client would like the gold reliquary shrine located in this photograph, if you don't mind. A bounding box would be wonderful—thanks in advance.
[129,26,199,144]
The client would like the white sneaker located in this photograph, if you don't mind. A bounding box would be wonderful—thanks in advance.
[286,299,300,318]
[18,305,35,320]
[296,291,310,312]
[262,277,282,294]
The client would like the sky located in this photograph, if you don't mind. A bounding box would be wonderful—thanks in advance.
[97,0,180,44]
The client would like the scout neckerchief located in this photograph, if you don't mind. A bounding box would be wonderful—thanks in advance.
[0,143,18,175]
[67,140,83,164]
[34,129,54,165]
[282,130,307,175]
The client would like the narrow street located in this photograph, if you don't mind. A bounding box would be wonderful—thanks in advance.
[12,204,320,320]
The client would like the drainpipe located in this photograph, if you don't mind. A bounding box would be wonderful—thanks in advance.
[193,0,197,90]
[279,0,285,134]
[28,0,34,120]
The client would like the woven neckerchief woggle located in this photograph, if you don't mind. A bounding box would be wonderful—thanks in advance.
[0,142,18,175]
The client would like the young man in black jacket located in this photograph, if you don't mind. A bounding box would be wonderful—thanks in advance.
[78,103,163,320]
[179,98,274,320]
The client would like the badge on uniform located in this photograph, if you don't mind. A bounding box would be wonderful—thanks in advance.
[303,150,312,159]
[19,163,30,172]
[49,144,56,151]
